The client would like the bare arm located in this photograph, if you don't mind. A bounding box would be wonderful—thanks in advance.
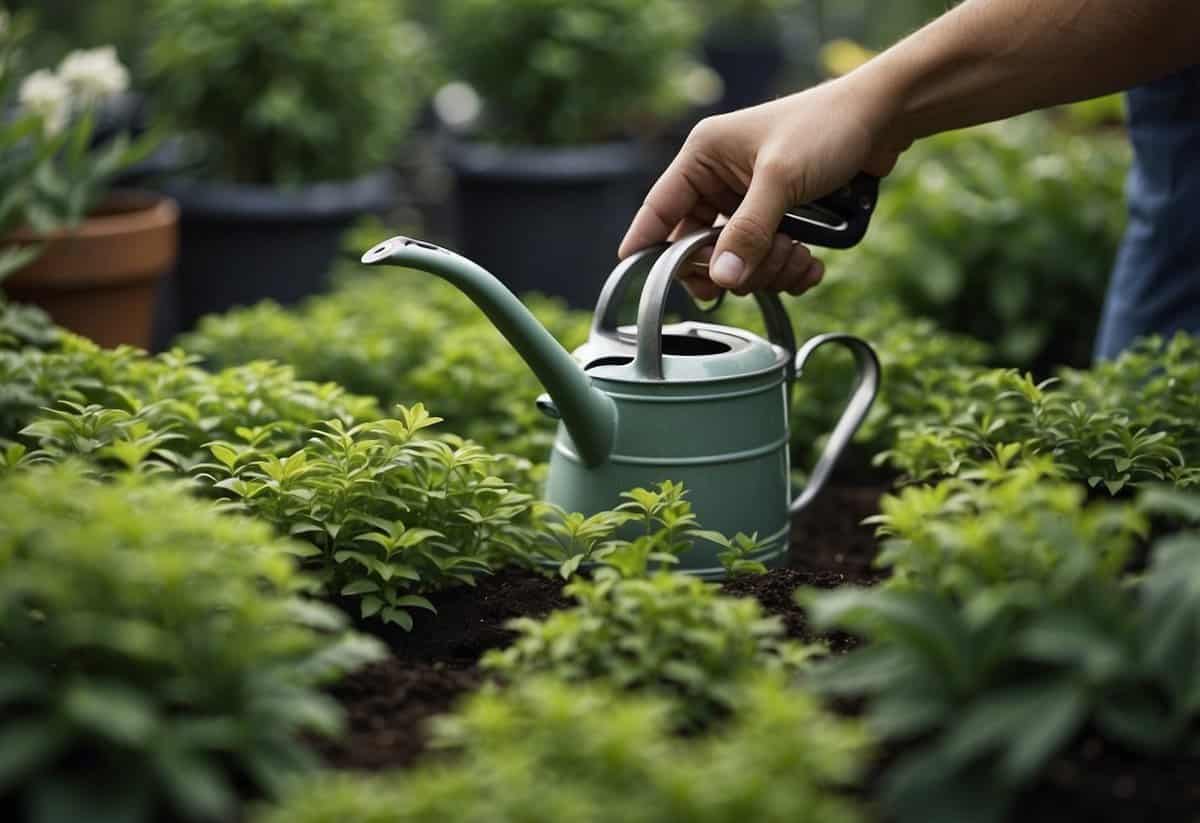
[621,0,1200,298]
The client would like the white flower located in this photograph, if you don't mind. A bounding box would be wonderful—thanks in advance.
[19,69,71,136]
[57,46,129,107]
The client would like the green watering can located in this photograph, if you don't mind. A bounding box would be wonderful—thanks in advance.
[362,174,881,578]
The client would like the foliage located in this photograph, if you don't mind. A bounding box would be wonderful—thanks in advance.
[198,405,537,630]
[486,482,815,728]
[254,676,869,823]
[0,332,378,452]
[145,0,435,183]
[436,0,700,144]
[180,255,592,467]
[879,334,1200,493]
[802,487,1200,823]
[0,15,159,279]
[0,463,384,823]
[868,461,1146,615]
[0,296,60,350]
[838,112,1129,369]
[15,391,536,629]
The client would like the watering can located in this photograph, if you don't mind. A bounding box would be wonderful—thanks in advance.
[361,174,881,577]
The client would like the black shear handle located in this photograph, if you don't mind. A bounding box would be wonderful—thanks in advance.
[775,172,880,249]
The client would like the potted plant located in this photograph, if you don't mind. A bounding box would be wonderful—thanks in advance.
[0,14,172,350]
[699,0,797,112]
[436,0,700,307]
[143,0,435,340]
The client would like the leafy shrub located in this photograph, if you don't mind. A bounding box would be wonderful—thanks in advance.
[0,463,383,823]
[838,113,1129,369]
[0,297,60,351]
[200,405,537,630]
[879,334,1200,493]
[437,0,700,145]
[1,333,378,457]
[145,0,435,183]
[17,399,537,630]
[254,676,869,823]
[486,482,815,728]
[180,259,591,466]
[869,460,1146,613]
[802,486,1200,823]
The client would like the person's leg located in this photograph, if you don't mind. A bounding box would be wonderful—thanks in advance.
[1094,65,1200,361]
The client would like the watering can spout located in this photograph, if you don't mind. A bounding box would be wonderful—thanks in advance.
[360,237,616,466]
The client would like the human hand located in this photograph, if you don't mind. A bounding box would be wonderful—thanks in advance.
[619,77,904,300]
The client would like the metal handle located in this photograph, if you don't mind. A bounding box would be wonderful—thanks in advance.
[591,242,669,340]
[790,334,880,514]
[633,227,796,380]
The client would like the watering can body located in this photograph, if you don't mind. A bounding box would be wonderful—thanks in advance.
[361,174,881,578]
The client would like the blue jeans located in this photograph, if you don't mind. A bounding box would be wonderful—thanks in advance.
[1094,64,1200,360]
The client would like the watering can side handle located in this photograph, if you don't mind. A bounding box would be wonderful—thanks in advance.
[790,334,881,514]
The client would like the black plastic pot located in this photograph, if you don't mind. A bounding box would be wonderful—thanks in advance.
[702,25,786,112]
[152,171,394,348]
[446,140,648,309]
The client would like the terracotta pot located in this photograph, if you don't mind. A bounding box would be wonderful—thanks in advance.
[2,191,179,349]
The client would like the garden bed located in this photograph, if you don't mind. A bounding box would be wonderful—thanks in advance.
[316,484,885,771]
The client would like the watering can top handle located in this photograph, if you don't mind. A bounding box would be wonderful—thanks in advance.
[633,228,798,379]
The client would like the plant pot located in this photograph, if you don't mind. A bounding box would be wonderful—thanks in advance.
[702,24,786,112]
[2,191,178,349]
[153,171,395,346]
[446,139,648,308]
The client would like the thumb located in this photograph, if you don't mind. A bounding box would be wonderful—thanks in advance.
[709,172,789,290]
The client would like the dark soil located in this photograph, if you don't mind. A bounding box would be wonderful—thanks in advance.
[1015,731,1200,823]
[318,483,1200,823]
[319,485,887,772]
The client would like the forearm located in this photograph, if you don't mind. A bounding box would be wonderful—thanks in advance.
[846,0,1200,147]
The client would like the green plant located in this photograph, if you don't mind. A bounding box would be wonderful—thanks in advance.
[437,0,700,145]
[4,336,378,458]
[802,486,1200,823]
[837,112,1129,369]
[869,460,1146,614]
[16,394,537,629]
[0,463,383,823]
[879,334,1200,492]
[200,405,537,630]
[254,675,869,823]
[0,15,159,278]
[0,296,60,350]
[145,0,435,183]
[486,482,815,728]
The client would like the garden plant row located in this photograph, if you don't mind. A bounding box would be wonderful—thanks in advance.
[0,111,1189,823]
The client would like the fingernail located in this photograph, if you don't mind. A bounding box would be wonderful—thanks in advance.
[710,251,745,287]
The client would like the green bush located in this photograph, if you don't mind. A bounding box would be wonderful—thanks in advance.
[17,399,538,629]
[0,298,60,351]
[437,0,700,144]
[180,260,592,466]
[868,460,1145,613]
[838,113,1129,369]
[145,0,435,183]
[487,482,812,728]
[0,333,378,457]
[254,676,869,823]
[878,334,1200,493]
[0,463,383,823]
[803,485,1200,823]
